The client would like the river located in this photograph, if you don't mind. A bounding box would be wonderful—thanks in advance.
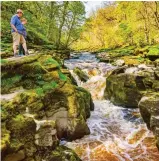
[64,52,159,161]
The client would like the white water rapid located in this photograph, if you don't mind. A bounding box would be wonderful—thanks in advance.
[64,52,159,161]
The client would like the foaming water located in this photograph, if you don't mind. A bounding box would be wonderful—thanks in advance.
[64,52,159,161]
[65,52,115,100]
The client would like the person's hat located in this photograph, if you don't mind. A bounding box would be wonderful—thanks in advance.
[17,9,23,14]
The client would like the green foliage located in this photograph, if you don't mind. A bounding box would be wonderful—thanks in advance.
[73,2,159,50]
[1,1,86,49]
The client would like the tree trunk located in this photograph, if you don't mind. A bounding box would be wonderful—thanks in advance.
[65,15,76,48]
[47,2,56,41]
[56,1,69,49]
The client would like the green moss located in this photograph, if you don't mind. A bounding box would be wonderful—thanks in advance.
[58,70,67,81]
[13,114,24,122]
[35,87,44,96]
[21,62,47,75]
[44,57,60,67]
[8,114,36,140]
[50,146,81,161]
[1,106,9,121]
[1,123,10,153]
[1,75,22,90]
[42,81,58,92]
[0,58,8,64]
[147,47,159,56]
[9,138,23,152]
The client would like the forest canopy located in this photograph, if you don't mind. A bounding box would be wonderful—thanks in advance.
[72,1,159,50]
[1,1,159,50]
[1,1,85,49]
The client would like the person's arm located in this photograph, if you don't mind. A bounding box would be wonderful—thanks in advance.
[11,24,18,32]
[10,16,18,32]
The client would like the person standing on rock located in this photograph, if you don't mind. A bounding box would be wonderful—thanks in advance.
[18,18,28,56]
[10,9,29,57]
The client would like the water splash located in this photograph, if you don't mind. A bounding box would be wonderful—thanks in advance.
[66,101,159,161]
[64,52,159,161]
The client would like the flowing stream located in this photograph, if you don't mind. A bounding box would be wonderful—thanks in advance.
[64,52,159,161]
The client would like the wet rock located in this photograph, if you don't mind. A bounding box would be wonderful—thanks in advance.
[73,67,89,82]
[1,51,93,160]
[48,145,82,161]
[97,52,113,63]
[56,118,68,139]
[105,65,158,108]
[105,72,142,107]
[67,116,90,140]
[115,59,125,66]
[138,92,159,149]
[2,115,37,160]
[35,122,58,148]
[4,150,25,161]
[146,50,159,61]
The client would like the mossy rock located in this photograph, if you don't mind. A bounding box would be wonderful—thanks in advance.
[3,149,26,161]
[6,115,36,142]
[73,67,89,82]
[146,47,159,61]
[67,115,90,140]
[38,55,60,71]
[105,73,143,107]
[20,62,47,76]
[1,123,10,157]
[49,145,82,161]
[139,92,159,151]
[1,54,41,71]
[1,74,23,94]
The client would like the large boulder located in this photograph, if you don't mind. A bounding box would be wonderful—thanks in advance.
[1,115,37,161]
[1,52,94,160]
[145,48,159,61]
[104,65,158,108]
[138,92,159,149]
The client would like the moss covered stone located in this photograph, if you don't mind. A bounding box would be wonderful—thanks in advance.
[105,66,158,108]
[139,92,159,150]
[1,51,93,160]
[146,47,159,61]
[6,115,36,141]
[105,73,143,107]
[73,67,89,82]
[49,145,82,161]
[1,123,10,157]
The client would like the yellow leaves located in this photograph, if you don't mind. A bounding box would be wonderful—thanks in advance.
[72,2,159,51]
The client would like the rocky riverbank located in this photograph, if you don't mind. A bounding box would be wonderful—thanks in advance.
[1,51,94,161]
[97,45,159,150]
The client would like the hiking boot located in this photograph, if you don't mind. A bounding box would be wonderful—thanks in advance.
[25,51,29,55]
[14,53,18,57]
[18,53,24,57]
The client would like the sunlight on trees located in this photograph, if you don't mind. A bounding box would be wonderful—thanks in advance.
[72,1,159,50]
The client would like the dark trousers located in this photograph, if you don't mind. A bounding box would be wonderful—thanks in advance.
[19,44,25,55]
